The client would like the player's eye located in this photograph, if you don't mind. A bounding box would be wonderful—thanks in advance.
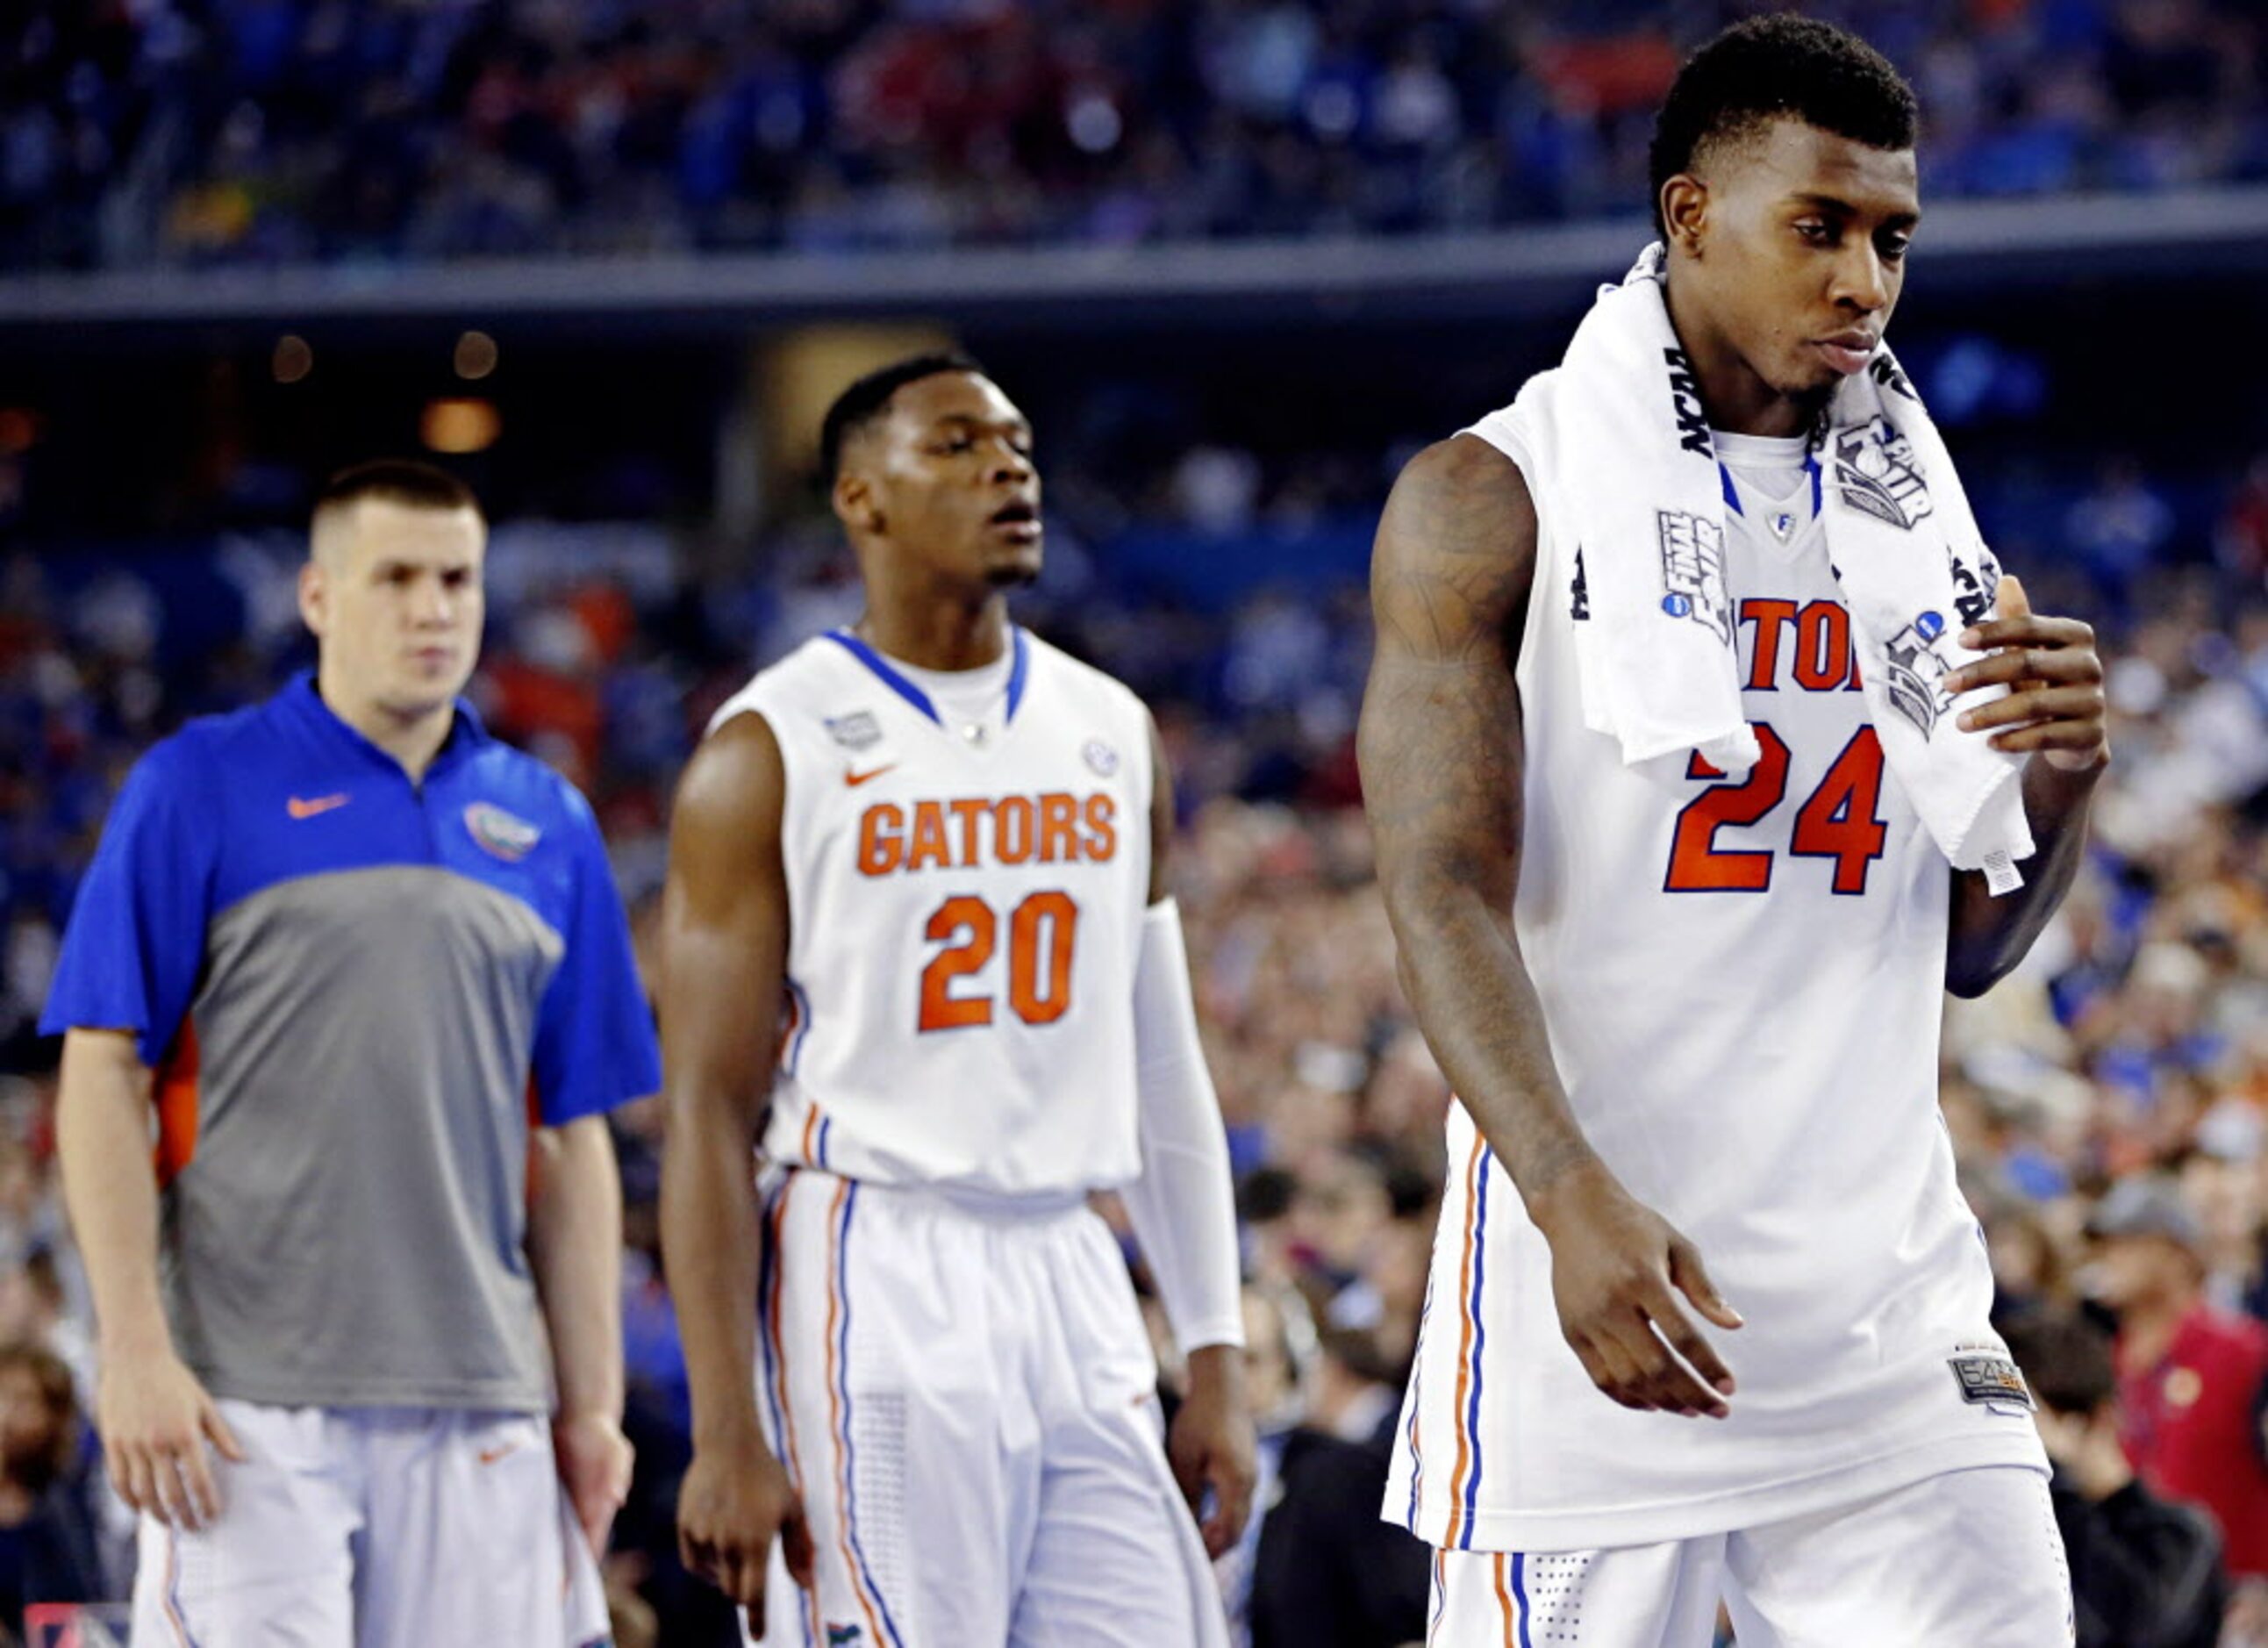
[1795,219,1834,245]
[1878,233,1912,262]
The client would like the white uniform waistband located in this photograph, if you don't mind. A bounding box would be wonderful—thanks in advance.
[767,1163,1094,1226]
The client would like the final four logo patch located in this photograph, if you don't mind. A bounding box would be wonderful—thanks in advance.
[1656,510,1734,646]
[1082,738,1120,777]
[1834,417,1934,531]
[464,801,541,862]
[1883,610,1957,736]
[825,711,883,751]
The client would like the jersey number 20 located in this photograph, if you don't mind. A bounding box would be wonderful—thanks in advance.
[919,892,1078,1030]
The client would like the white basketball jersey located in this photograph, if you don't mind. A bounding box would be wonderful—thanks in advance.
[710,627,1155,1201]
[1386,392,2047,1553]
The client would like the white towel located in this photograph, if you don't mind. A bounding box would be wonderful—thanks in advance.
[1509,243,2033,892]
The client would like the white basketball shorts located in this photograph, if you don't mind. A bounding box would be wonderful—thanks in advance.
[1426,1464,2071,1647]
[747,1167,1227,1648]
[131,1401,609,1648]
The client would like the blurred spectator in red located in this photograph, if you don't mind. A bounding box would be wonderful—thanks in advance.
[2006,1308,2226,1648]
[2092,1176,2268,1577]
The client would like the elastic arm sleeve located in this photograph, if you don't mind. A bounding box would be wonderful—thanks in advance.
[1119,897,1245,1354]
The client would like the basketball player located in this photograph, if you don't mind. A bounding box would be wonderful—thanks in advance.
[661,355,1255,1645]
[1360,18,2104,1644]
[42,462,658,1645]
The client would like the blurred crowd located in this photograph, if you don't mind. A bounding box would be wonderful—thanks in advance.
[2,0,2264,269]
[0,419,2257,1641]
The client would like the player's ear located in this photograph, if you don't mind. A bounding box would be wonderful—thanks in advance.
[297,557,329,640]
[1661,174,1708,259]
[834,470,882,536]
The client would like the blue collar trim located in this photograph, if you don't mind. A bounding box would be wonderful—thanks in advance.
[824,630,940,724]
[1005,627,1030,724]
[824,627,1031,727]
[1718,464,1743,516]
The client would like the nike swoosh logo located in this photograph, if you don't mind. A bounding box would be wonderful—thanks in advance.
[476,1444,520,1465]
[843,764,898,788]
[287,793,351,820]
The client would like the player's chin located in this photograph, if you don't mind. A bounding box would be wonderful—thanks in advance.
[983,549,1043,589]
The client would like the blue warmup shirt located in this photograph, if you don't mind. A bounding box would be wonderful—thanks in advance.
[43,673,662,1411]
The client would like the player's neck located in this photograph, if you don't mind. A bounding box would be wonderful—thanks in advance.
[315,670,456,784]
[855,596,1012,673]
[1663,276,1815,440]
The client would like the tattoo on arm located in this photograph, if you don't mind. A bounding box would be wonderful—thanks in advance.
[1359,437,1601,1200]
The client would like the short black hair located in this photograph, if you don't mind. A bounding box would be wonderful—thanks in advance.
[313,458,481,524]
[1649,15,1919,238]
[2002,1308,2117,1419]
[819,351,986,488]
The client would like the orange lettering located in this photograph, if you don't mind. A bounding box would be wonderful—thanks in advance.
[995,796,1034,864]
[948,799,990,867]
[857,804,905,877]
[907,801,952,871]
[1793,600,1849,691]
[1740,599,1797,691]
[1083,793,1117,862]
[1038,793,1080,863]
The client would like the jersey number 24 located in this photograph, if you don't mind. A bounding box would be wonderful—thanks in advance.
[1664,723,1887,895]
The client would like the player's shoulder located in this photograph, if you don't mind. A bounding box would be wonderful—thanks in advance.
[1020,628,1149,724]
[1390,429,1535,519]
[706,634,848,740]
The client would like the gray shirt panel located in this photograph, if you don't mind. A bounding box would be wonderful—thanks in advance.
[166,864,563,1411]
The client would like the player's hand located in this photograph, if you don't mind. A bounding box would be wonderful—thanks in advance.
[677,1425,812,1641]
[1167,1343,1258,1558]
[1528,1158,1742,1419]
[554,1409,634,1558]
[1946,574,2109,774]
[95,1350,247,1530]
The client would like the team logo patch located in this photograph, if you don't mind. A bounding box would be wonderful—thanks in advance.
[1882,610,1959,736]
[1949,1351,2035,1415]
[1833,417,1933,531]
[1656,510,1734,646]
[826,1625,865,1645]
[1082,738,1119,777]
[825,711,884,751]
[463,801,541,862]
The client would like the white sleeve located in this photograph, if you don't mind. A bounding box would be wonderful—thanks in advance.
[1119,897,1246,1354]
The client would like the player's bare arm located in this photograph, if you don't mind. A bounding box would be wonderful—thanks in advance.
[658,712,814,1632]
[1142,713,1258,1558]
[1942,571,2108,996]
[1358,434,1742,1420]
[528,1114,633,1557]
[54,1028,246,1530]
